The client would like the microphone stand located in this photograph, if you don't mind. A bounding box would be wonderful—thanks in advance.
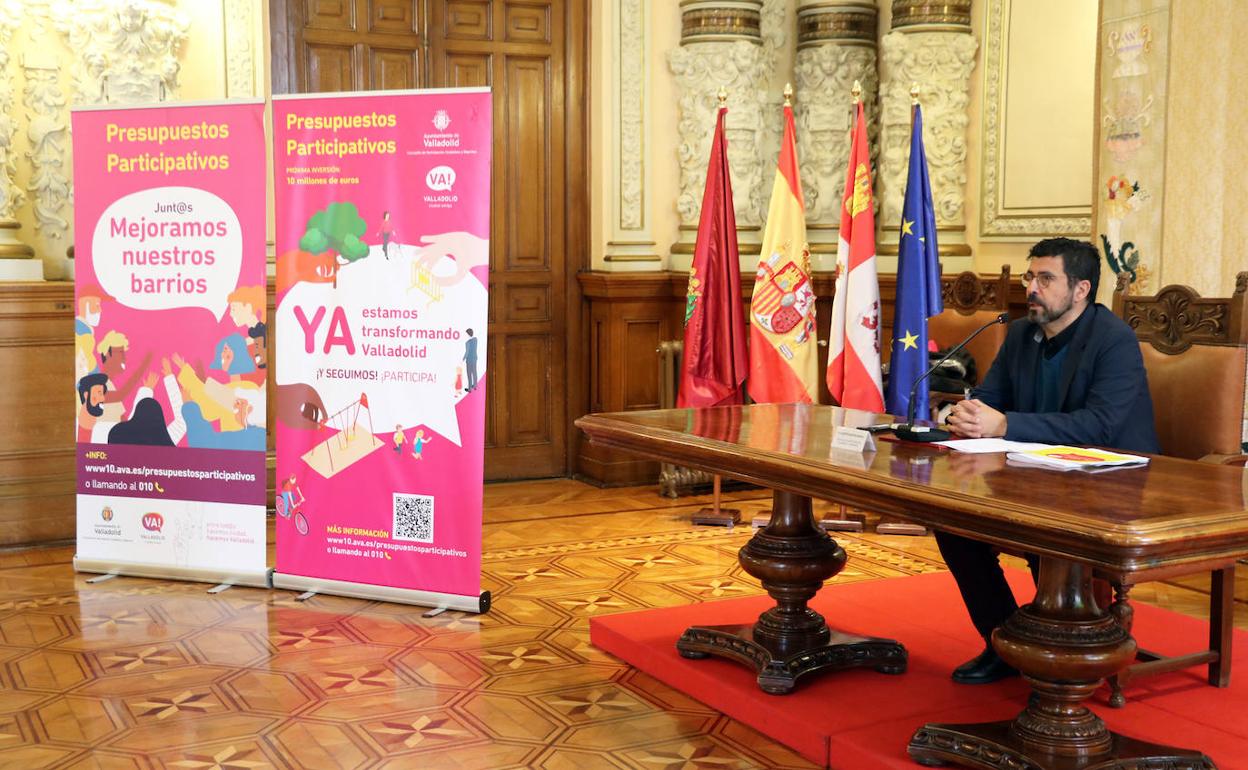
[893,312,1009,442]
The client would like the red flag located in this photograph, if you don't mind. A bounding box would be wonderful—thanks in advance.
[827,102,884,412]
[678,106,748,408]
[747,102,819,403]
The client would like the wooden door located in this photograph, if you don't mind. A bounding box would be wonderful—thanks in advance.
[271,1,586,479]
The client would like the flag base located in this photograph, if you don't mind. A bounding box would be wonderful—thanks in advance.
[73,556,272,589]
[271,572,491,614]
[894,424,951,442]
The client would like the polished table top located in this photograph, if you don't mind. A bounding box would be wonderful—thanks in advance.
[577,404,1248,579]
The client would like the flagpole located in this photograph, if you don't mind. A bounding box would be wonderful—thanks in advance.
[691,82,741,529]
[876,81,931,539]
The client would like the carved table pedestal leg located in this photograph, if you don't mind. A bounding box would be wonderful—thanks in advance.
[676,489,907,694]
[908,557,1215,769]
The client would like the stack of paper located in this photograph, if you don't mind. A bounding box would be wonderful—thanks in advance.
[1005,445,1150,472]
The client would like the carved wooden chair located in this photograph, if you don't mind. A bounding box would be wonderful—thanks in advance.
[1105,271,1248,707]
[926,266,1012,406]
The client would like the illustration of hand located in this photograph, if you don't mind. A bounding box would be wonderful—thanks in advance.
[416,232,488,288]
[161,357,173,377]
[172,352,186,370]
[143,371,158,390]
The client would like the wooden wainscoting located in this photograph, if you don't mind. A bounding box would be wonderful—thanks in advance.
[0,282,279,547]
[576,268,1031,486]
[1,282,78,544]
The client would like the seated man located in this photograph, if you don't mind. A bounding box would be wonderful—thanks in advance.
[938,237,1159,684]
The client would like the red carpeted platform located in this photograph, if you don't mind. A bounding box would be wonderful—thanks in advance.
[590,570,1248,769]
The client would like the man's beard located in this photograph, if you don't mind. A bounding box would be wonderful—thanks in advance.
[1026,292,1073,324]
[85,402,104,417]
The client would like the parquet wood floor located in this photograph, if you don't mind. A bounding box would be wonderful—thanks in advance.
[0,479,1244,769]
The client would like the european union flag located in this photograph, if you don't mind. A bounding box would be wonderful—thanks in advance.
[884,106,943,421]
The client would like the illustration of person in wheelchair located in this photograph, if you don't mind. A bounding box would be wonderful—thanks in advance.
[277,473,310,536]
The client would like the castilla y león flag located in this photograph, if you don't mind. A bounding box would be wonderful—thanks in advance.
[827,101,884,412]
[678,104,748,408]
[748,102,818,404]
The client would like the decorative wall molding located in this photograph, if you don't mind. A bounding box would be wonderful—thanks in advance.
[21,53,69,244]
[223,0,258,98]
[879,29,976,235]
[0,3,25,224]
[794,2,878,248]
[55,0,191,105]
[669,2,768,254]
[605,0,657,264]
[980,0,1091,238]
[618,0,646,233]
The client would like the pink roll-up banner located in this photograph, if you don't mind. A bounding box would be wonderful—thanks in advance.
[71,100,270,587]
[271,89,491,612]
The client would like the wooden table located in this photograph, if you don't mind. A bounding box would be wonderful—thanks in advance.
[576,404,1248,770]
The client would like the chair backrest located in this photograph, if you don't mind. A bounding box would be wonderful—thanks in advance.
[927,265,1012,386]
[1113,272,1248,459]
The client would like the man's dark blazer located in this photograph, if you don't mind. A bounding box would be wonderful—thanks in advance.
[971,303,1160,454]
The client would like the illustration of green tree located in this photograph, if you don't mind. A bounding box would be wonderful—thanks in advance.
[299,202,370,285]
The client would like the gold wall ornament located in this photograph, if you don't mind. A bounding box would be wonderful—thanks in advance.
[679,1,764,44]
[797,1,878,48]
[890,0,973,30]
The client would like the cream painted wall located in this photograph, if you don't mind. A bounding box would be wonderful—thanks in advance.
[1160,0,1248,296]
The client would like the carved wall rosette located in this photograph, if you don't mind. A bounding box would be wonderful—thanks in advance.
[879,29,977,240]
[55,0,190,105]
[669,1,768,254]
[794,2,878,252]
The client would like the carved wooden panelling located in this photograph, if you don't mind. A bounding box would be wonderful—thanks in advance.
[593,319,606,413]
[446,1,491,40]
[504,335,552,446]
[306,43,357,92]
[370,48,418,90]
[504,57,550,271]
[369,0,417,34]
[443,53,491,87]
[505,3,549,43]
[624,320,661,411]
[484,336,498,449]
[506,284,551,323]
[306,0,355,30]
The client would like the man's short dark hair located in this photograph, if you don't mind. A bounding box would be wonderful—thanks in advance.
[1028,237,1100,298]
[77,372,108,404]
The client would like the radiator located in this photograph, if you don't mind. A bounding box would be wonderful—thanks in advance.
[656,340,715,497]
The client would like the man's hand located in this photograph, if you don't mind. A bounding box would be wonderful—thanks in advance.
[142,371,158,390]
[946,398,1008,438]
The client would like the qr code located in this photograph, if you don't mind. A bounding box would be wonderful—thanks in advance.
[393,493,434,542]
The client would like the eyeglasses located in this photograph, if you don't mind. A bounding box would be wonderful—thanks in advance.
[1020,271,1062,289]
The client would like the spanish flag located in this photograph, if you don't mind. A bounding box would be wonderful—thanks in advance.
[827,101,885,412]
[748,100,819,404]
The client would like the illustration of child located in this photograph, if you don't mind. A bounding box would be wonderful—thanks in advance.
[454,366,463,394]
[411,429,431,460]
[278,474,304,518]
[393,425,405,453]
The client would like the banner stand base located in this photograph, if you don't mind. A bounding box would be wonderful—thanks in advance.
[74,557,272,589]
[272,572,491,614]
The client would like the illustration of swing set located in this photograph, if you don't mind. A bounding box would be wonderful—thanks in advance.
[301,392,384,478]
[409,260,444,303]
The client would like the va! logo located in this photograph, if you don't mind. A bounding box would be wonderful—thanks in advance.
[432,109,451,132]
[142,513,164,532]
[425,165,455,192]
[101,506,113,522]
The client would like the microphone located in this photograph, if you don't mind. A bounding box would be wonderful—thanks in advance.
[893,312,1009,442]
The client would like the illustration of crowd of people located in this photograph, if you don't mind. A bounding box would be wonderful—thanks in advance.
[74,284,268,451]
